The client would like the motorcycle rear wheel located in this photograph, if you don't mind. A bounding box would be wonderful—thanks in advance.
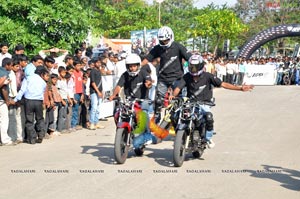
[173,130,187,167]
[114,128,130,164]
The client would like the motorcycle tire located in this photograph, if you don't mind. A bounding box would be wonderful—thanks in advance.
[114,128,130,164]
[134,147,144,156]
[283,75,290,85]
[173,130,187,167]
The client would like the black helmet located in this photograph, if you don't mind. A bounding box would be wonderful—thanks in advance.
[188,54,205,76]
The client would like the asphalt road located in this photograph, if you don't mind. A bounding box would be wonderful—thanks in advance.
[0,86,299,199]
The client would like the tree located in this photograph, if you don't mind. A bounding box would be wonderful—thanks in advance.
[0,0,92,55]
[234,0,300,57]
[90,0,158,39]
[193,6,248,55]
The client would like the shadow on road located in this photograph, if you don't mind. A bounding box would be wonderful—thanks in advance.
[145,146,174,167]
[80,140,177,167]
[81,143,116,165]
[247,165,300,191]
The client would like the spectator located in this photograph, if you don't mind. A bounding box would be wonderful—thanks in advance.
[89,59,105,130]
[71,60,84,130]
[0,58,14,146]
[0,42,12,66]
[13,66,50,144]
[8,59,24,144]
[24,55,44,78]
[56,66,70,133]
[39,47,68,68]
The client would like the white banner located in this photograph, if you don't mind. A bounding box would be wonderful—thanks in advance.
[243,64,277,85]
[99,75,115,118]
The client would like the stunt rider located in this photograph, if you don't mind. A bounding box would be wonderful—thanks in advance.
[109,53,157,149]
[170,54,254,148]
[141,26,192,123]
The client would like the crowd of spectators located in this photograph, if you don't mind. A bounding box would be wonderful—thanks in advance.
[0,42,127,146]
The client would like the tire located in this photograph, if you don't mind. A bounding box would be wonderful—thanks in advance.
[114,128,130,164]
[283,75,290,85]
[173,130,187,167]
[134,147,144,156]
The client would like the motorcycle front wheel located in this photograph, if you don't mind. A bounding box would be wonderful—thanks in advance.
[114,128,130,164]
[173,130,187,167]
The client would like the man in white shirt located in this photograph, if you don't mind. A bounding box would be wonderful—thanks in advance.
[0,42,12,66]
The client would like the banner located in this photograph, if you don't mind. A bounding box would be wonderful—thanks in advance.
[243,64,277,85]
[130,29,159,54]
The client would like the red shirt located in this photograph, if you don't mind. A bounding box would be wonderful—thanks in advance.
[72,70,83,94]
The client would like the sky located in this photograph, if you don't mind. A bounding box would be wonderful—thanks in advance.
[194,0,238,8]
[147,0,238,8]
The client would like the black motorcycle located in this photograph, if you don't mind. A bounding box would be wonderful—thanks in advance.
[173,97,215,167]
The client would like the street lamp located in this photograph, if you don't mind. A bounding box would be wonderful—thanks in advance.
[156,0,164,27]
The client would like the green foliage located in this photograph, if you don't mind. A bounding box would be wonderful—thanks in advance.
[193,6,248,54]
[234,0,300,55]
[0,0,92,55]
[90,0,157,38]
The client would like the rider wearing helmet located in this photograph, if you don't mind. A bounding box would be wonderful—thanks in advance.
[109,53,157,149]
[141,26,192,123]
[171,54,254,148]
[109,53,152,100]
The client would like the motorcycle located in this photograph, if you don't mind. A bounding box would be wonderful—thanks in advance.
[113,97,152,164]
[173,97,215,167]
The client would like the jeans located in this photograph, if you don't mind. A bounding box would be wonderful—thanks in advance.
[89,93,102,125]
[277,72,283,85]
[132,105,157,148]
[71,93,82,128]
[133,131,157,149]
[155,80,181,122]
[148,85,156,114]
[57,102,68,132]
[196,104,214,141]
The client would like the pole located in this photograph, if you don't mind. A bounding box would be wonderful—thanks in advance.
[159,2,161,27]
[156,0,164,27]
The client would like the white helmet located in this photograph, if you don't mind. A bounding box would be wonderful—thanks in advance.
[157,26,174,49]
[188,54,205,76]
[125,53,141,76]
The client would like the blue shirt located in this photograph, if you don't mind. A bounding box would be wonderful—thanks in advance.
[15,74,46,101]
[24,63,36,78]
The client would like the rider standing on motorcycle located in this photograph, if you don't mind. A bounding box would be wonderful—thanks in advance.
[109,53,157,148]
[170,54,254,148]
[141,26,192,123]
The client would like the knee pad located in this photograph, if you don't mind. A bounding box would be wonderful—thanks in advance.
[205,112,214,131]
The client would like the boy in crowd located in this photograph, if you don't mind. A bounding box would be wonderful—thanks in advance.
[0,42,12,66]
[56,66,70,133]
[8,59,23,144]
[80,69,91,129]
[49,74,65,135]
[89,58,105,130]
[71,61,84,130]
[66,66,75,131]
